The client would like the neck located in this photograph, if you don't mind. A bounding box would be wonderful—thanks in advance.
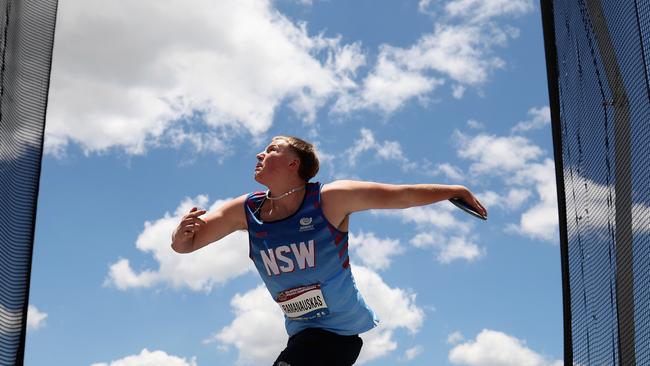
[262,180,307,218]
[265,179,306,199]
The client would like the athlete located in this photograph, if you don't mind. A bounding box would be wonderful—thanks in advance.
[171,135,487,366]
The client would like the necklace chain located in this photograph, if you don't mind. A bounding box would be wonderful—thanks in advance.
[265,185,305,200]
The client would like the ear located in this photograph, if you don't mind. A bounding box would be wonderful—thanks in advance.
[288,158,300,170]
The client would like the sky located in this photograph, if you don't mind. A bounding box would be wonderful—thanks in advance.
[23,0,564,365]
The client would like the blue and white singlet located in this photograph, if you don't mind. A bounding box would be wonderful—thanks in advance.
[245,182,379,336]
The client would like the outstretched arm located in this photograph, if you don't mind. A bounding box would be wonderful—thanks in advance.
[171,194,248,253]
[321,180,487,227]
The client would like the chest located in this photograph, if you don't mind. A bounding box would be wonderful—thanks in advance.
[249,209,321,243]
[248,204,344,275]
[257,199,300,222]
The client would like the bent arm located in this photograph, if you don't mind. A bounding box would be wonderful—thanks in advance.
[321,180,485,224]
[171,194,248,253]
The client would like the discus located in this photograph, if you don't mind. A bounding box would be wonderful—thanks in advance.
[449,197,487,220]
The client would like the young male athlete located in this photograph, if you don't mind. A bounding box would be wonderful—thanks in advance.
[171,136,487,366]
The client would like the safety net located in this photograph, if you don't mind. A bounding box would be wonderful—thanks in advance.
[0,0,57,365]
[541,0,650,365]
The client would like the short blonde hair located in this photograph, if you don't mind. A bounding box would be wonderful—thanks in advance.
[273,135,319,181]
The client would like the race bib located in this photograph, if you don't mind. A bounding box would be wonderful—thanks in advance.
[276,284,329,320]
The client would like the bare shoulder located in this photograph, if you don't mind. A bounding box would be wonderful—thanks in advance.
[321,179,348,193]
[321,179,363,202]
[322,179,399,194]
[320,180,360,229]
[322,179,376,193]
[321,180,402,214]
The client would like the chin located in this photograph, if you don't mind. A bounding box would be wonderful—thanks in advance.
[254,173,266,185]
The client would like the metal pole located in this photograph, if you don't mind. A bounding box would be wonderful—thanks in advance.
[583,1,636,365]
[540,0,574,364]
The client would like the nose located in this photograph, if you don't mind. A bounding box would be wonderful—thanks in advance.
[256,151,265,161]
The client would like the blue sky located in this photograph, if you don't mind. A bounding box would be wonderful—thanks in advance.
[24,0,564,365]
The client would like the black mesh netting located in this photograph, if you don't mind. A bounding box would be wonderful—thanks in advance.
[542,0,650,364]
[0,0,57,365]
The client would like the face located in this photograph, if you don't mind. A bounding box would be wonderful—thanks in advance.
[254,139,299,183]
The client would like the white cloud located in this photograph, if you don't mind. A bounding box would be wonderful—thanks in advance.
[437,235,484,263]
[347,265,425,364]
[208,285,286,365]
[410,231,446,249]
[163,127,229,154]
[447,330,464,344]
[104,195,254,292]
[357,328,398,364]
[452,84,467,99]
[445,0,534,23]
[376,202,485,263]
[450,113,561,243]
[402,345,424,361]
[345,128,376,166]
[418,0,436,15]
[393,23,512,85]
[334,8,525,115]
[475,190,501,209]
[409,232,484,263]
[467,119,485,130]
[46,0,364,156]
[379,203,471,233]
[349,231,404,271]
[455,126,558,242]
[46,0,532,156]
[511,106,551,133]
[212,265,424,365]
[345,128,417,170]
[353,266,423,333]
[330,42,367,80]
[433,163,465,181]
[291,0,314,6]
[90,349,197,366]
[505,188,534,209]
[455,131,544,176]
[333,49,443,114]
[448,329,562,366]
[477,188,532,211]
[27,305,48,331]
[506,159,559,241]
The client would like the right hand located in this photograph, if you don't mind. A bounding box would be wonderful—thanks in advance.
[173,207,207,241]
[454,186,488,218]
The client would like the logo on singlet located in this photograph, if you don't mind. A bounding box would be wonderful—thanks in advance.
[299,217,312,226]
[299,216,314,232]
[260,240,316,276]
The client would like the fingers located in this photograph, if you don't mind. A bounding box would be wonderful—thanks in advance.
[185,217,206,229]
[182,215,207,226]
[475,196,487,213]
[181,222,203,236]
[472,197,488,217]
[476,202,487,217]
[184,207,207,219]
[182,216,207,227]
[179,207,208,235]
[462,190,487,217]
